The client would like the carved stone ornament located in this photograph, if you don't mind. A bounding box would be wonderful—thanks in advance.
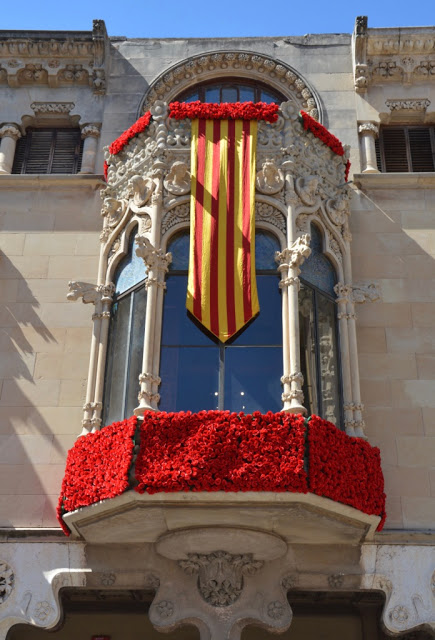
[325,196,349,226]
[129,175,155,210]
[162,203,190,235]
[386,98,431,111]
[30,101,75,115]
[142,51,320,119]
[352,282,381,304]
[100,572,116,586]
[163,161,190,195]
[81,124,101,139]
[33,601,53,623]
[0,561,14,604]
[295,176,319,206]
[358,122,379,137]
[256,160,285,195]
[101,197,124,228]
[255,202,286,234]
[275,235,312,271]
[67,281,115,305]
[0,123,21,140]
[178,551,263,607]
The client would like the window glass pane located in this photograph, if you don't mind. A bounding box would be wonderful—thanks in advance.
[168,232,190,271]
[317,294,340,426]
[183,91,199,102]
[232,275,281,345]
[300,224,336,295]
[205,87,220,102]
[224,347,282,413]
[103,295,132,425]
[299,284,319,416]
[124,287,146,417]
[162,275,213,346]
[115,230,146,294]
[255,231,280,270]
[261,90,278,104]
[159,346,219,412]
[239,86,255,102]
[221,87,238,102]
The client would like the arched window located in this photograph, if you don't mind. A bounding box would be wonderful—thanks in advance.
[299,224,342,426]
[177,80,286,105]
[103,229,147,424]
[159,229,282,413]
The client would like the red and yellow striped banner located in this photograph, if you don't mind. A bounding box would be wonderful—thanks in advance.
[187,118,259,342]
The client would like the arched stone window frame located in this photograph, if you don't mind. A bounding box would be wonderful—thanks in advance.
[70,55,369,439]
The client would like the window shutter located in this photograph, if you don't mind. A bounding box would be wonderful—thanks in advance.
[382,128,409,172]
[51,130,82,173]
[11,128,83,174]
[374,138,382,172]
[11,137,26,174]
[408,128,435,172]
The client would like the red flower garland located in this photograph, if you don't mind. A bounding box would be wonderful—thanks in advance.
[135,410,307,494]
[108,111,152,156]
[103,160,108,182]
[299,110,345,156]
[345,159,351,182]
[56,416,137,535]
[307,415,386,530]
[169,101,279,123]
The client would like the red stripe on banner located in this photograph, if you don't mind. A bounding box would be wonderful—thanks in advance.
[226,119,236,338]
[193,119,206,321]
[209,120,221,338]
[242,120,252,323]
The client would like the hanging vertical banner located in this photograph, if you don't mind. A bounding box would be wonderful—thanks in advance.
[187,117,258,342]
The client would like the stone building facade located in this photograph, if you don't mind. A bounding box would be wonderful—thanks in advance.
[0,16,434,640]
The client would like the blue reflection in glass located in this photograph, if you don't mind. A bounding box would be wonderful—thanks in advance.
[168,232,190,271]
[255,231,280,270]
[115,230,147,294]
[225,347,282,413]
[300,224,336,294]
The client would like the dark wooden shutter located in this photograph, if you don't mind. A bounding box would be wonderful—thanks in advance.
[382,128,409,172]
[408,128,435,172]
[11,128,83,174]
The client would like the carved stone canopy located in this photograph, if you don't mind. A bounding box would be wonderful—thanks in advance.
[141,51,321,121]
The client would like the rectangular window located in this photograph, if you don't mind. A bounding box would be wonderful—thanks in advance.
[12,128,83,174]
[375,126,435,172]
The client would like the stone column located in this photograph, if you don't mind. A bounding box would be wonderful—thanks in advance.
[358,122,379,173]
[92,284,115,430]
[0,124,21,174]
[334,283,355,437]
[79,124,101,174]
[135,237,171,414]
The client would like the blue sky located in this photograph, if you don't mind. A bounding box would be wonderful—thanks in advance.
[2,0,434,37]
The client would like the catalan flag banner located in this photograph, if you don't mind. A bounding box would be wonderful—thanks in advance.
[187,117,259,342]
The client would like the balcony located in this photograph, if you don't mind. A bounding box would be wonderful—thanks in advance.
[58,411,385,546]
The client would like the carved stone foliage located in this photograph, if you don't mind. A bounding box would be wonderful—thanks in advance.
[0,20,107,93]
[0,561,14,604]
[256,160,285,195]
[142,51,320,119]
[30,101,75,115]
[386,98,431,111]
[352,282,381,304]
[178,551,263,607]
[162,203,190,236]
[255,202,286,235]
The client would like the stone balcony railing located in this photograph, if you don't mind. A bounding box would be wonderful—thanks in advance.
[58,411,385,545]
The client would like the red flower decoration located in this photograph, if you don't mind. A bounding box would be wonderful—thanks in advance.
[345,159,351,182]
[169,101,279,123]
[306,415,386,530]
[299,111,345,156]
[108,111,152,156]
[135,410,307,494]
[103,160,108,182]
[56,416,137,535]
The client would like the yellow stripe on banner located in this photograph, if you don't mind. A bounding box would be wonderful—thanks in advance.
[201,119,214,331]
[187,119,199,316]
[249,121,260,317]
[233,119,244,331]
[218,119,228,340]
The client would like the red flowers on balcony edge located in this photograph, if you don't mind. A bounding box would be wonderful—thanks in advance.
[57,412,386,536]
[168,101,279,122]
[299,110,345,156]
[108,111,152,156]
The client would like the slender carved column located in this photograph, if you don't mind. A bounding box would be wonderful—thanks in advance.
[67,281,114,434]
[79,124,101,174]
[358,122,379,174]
[334,282,355,437]
[0,124,21,174]
[277,162,311,414]
[135,236,172,413]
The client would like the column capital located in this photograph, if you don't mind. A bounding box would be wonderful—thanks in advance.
[0,123,21,141]
[80,123,101,139]
[358,122,379,138]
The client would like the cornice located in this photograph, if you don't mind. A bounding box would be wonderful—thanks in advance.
[0,174,104,189]
[0,19,108,94]
[354,172,435,189]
